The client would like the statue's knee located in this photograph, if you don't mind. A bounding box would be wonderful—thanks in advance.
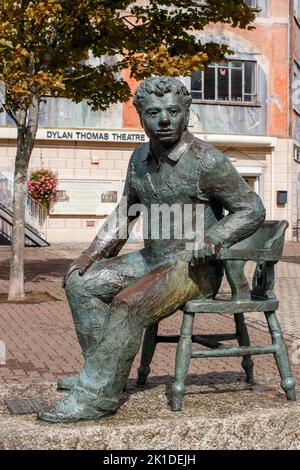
[65,270,84,296]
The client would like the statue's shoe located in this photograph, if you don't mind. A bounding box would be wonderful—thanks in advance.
[38,398,115,423]
[57,374,79,391]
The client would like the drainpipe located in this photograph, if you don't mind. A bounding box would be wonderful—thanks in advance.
[288,0,294,239]
[288,0,294,139]
[271,146,275,220]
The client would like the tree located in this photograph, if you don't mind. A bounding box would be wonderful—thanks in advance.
[0,0,254,300]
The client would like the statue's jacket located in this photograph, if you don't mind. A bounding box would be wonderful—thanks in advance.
[127,130,264,253]
[88,131,266,296]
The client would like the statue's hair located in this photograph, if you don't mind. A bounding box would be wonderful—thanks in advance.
[133,76,192,114]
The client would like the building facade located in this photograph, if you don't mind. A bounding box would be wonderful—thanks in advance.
[0,0,299,243]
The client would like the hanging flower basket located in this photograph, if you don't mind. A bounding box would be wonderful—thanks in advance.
[27,168,58,209]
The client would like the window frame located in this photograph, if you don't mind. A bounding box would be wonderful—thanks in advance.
[293,62,300,114]
[191,60,259,106]
[244,0,258,9]
[196,0,260,10]
[295,0,300,20]
[295,144,300,163]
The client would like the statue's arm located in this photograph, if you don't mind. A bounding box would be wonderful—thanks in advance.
[200,148,266,248]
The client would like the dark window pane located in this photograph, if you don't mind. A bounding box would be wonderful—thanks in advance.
[204,67,215,100]
[231,68,243,101]
[191,90,202,99]
[217,61,228,68]
[243,176,256,190]
[231,61,242,68]
[244,0,256,7]
[217,67,229,100]
[191,71,202,99]
[245,62,255,95]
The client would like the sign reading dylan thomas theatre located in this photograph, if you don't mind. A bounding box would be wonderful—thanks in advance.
[0,127,148,143]
[45,129,147,143]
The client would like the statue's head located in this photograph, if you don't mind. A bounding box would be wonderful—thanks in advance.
[133,76,192,147]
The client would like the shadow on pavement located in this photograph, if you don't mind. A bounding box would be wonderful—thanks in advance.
[0,258,72,282]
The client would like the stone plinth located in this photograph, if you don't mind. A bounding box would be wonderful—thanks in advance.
[0,378,299,450]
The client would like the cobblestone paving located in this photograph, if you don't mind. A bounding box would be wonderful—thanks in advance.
[0,244,300,390]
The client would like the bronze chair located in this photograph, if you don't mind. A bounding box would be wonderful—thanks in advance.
[137,220,297,411]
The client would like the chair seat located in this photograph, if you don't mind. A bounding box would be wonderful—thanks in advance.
[183,297,279,314]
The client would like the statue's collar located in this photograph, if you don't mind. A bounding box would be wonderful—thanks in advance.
[141,130,194,162]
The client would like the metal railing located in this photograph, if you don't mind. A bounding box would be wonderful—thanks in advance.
[0,222,12,243]
[0,172,48,240]
[0,172,13,209]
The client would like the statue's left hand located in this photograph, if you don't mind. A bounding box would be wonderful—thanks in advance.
[190,238,222,267]
[62,253,94,288]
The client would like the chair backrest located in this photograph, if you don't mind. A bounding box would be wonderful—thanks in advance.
[219,220,288,262]
[230,220,288,257]
[220,220,288,301]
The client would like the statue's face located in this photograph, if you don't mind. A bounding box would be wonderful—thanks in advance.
[140,91,189,147]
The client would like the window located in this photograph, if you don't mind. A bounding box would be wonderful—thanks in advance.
[196,0,258,8]
[244,0,257,8]
[243,176,259,194]
[191,61,257,104]
[294,63,300,114]
[295,145,300,163]
[296,0,300,20]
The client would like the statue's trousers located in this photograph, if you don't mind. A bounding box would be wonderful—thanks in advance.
[64,248,222,411]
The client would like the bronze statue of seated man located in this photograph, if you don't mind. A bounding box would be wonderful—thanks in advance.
[38,76,265,423]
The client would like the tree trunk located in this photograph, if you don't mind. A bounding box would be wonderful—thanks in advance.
[8,96,40,301]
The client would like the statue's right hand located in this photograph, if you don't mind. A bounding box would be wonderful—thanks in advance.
[190,239,222,267]
[62,253,94,288]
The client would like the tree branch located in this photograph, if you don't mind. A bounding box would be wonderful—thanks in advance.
[63,69,99,82]
[121,16,136,28]
[0,99,20,127]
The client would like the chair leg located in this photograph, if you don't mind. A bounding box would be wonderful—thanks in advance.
[234,313,254,384]
[265,311,296,401]
[171,312,195,412]
[137,323,158,386]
